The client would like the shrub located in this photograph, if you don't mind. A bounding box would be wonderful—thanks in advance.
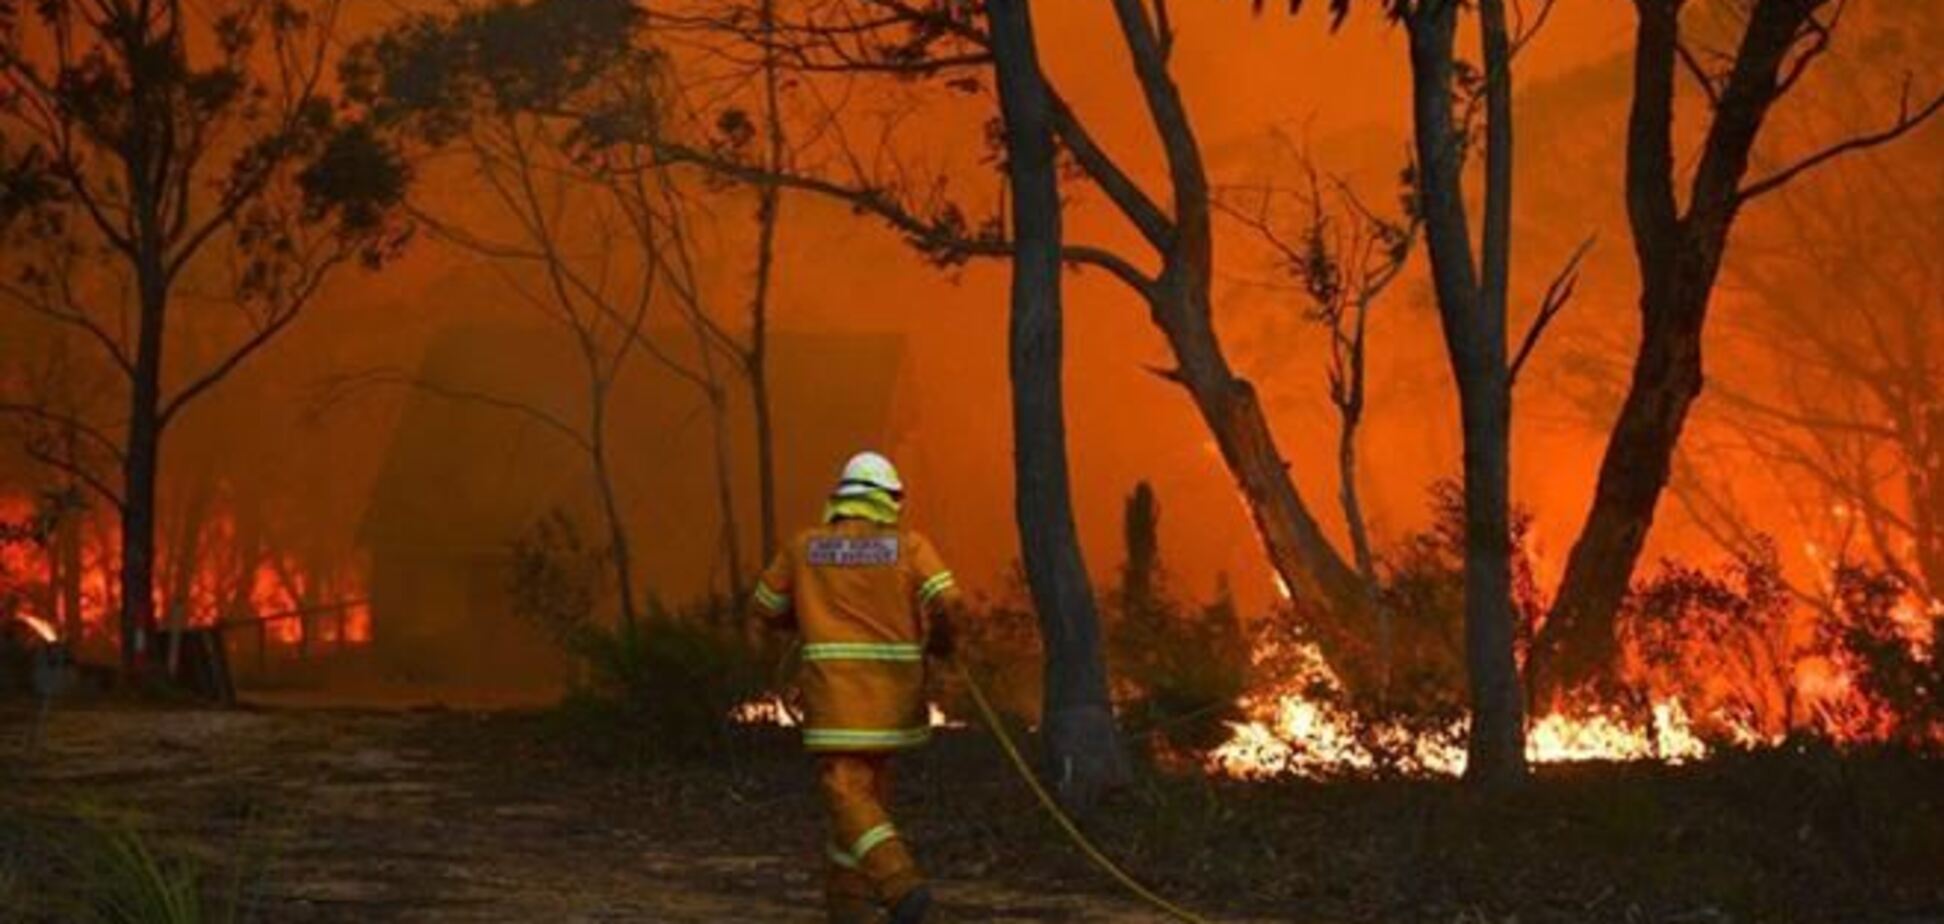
[948,567,1045,724]
[1112,578,1250,753]
[508,511,782,763]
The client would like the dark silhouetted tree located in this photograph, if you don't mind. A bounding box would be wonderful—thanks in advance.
[1532,0,1944,702]
[0,0,410,674]
[987,0,1131,806]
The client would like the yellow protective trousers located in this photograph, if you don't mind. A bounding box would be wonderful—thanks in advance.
[818,753,923,921]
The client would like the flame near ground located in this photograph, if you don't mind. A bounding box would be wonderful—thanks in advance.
[0,495,371,655]
[1207,641,1715,780]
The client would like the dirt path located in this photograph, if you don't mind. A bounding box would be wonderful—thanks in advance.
[5,705,1238,922]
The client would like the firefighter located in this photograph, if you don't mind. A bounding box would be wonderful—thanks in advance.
[750,451,960,924]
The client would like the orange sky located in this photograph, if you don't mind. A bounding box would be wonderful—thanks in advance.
[3,1,1938,620]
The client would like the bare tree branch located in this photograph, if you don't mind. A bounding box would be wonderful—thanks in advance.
[1739,79,1944,203]
[1675,39,1723,108]
[159,246,348,427]
[1048,92,1174,251]
[1509,0,1562,60]
[0,278,136,375]
[651,140,1159,296]
[0,401,124,462]
[18,437,124,510]
[1509,233,1594,386]
[1773,0,1845,102]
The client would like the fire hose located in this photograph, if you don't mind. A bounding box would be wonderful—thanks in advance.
[946,657,1217,924]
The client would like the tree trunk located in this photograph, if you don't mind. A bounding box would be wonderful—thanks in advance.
[1165,305,1369,618]
[119,251,167,676]
[163,478,213,677]
[749,0,784,563]
[1335,302,1389,683]
[1139,266,1375,687]
[1121,481,1160,614]
[748,312,779,561]
[988,0,1130,810]
[1101,0,1371,677]
[1405,0,1526,785]
[706,383,746,595]
[1532,0,1821,702]
[589,387,641,631]
[1532,298,1703,699]
[1337,330,1376,589]
[1148,222,1372,681]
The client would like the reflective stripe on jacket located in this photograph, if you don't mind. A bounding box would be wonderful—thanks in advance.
[753,519,959,751]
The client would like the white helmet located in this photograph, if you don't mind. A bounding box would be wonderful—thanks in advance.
[835,451,903,498]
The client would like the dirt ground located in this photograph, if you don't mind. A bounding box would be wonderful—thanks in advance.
[0,702,1254,923]
[6,697,1942,923]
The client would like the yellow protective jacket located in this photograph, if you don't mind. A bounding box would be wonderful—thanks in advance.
[753,518,959,751]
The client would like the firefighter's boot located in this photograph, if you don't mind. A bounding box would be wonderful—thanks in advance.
[887,884,932,923]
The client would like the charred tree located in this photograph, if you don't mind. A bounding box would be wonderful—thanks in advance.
[989,0,1131,808]
[1531,0,1944,702]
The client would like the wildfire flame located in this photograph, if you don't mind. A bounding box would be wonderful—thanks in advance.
[1,493,372,657]
[1209,641,1722,780]
[15,612,58,644]
[730,695,965,730]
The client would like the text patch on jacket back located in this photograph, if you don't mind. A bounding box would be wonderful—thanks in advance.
[807,536,900,568]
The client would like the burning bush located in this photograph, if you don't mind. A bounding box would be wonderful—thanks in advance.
[1817,563,1942,747]
[1615,546,1940,749]
[1237,481,1539,775]
[1618,543,1800,742]
[1214,483,1720,779]
[509,511,782,762]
